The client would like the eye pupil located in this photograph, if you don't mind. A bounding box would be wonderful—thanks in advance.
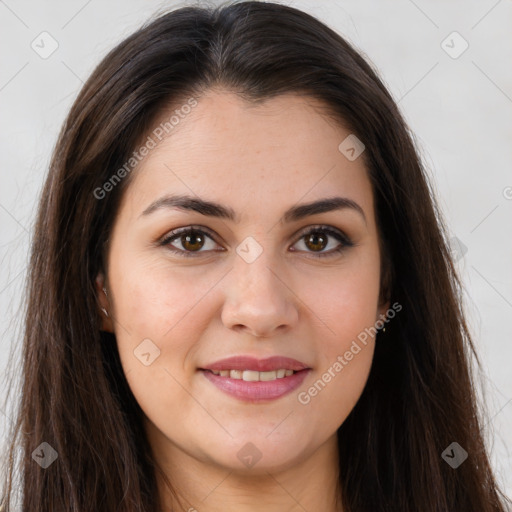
[182,232,204,251]
[305,232,327,252]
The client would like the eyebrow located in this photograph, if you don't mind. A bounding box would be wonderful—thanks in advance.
[140,194,366,224]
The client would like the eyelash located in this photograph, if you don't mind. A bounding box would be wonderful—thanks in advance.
[158,224,353,259]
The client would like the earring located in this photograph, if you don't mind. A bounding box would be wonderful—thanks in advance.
[101,287,109,316]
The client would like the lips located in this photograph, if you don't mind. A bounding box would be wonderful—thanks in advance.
[198,355,312,401]
[201,367,311,401]
[199,355,310,373]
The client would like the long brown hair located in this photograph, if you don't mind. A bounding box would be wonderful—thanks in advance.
[1,2,510,510]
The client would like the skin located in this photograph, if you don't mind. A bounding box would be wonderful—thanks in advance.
[96,89,389,512]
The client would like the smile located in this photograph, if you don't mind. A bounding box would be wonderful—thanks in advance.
[200,368,310,402]
[206,369,297,381]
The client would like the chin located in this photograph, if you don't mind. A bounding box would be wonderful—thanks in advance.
[203,434,311,474]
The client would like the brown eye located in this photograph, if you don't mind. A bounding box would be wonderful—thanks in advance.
[161,227,220,257]
[291,226,353,258]
[180,231,205,252]
[304,231,328,252]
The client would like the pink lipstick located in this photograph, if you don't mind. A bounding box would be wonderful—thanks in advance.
[199,355,311,402]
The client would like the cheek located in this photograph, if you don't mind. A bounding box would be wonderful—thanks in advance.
[109,256,223,375]
[297,291,376,428]
[295,253,380,418]
[300,247,382,340]
[298,347,374,433]
[108,268,212,419]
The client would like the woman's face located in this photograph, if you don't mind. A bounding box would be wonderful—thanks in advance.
[98,89,389,474]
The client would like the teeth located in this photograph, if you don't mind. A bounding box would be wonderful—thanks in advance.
[208,369,298,381]
[230,370,243,379]
[244,370,260,381]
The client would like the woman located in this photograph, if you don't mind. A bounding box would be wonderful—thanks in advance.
[1,2,510,511]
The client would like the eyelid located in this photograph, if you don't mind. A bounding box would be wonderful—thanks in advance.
[292,224,353,257]
[158,224,223,252]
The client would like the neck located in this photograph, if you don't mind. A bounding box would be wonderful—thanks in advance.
[151,432,343,512]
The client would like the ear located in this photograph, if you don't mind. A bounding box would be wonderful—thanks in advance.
[95,273,114,333]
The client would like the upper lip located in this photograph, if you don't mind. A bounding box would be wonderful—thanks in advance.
[200,355,310,372]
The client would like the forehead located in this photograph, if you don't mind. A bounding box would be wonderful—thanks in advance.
[119,89,374,224]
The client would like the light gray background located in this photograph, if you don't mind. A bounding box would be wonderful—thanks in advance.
[1,0,511,499]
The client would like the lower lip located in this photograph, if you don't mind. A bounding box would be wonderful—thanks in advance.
[200,369,311,402]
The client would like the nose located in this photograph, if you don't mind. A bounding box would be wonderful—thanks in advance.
[221,250,299,338]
